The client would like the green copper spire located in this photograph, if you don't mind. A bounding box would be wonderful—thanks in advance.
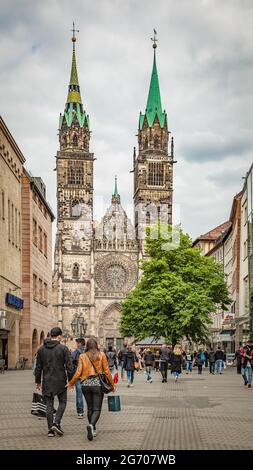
[59,23,89,130]
[112,176,120,204]
[139,31,167,130]
[69,37,79,86]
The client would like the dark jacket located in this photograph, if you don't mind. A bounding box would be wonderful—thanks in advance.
[123,351,136,371]
[144,352,154,366]
[71,347,85,372]
[159,347,171,363]
[215,350,225,361]
[35,339,73,397]
[107,351,118,369]
[209,351,215,363]
[118,347,127,363]
[170,353,182,373]
[234,349,241,364]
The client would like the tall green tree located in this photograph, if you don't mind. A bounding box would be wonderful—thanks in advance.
[120,226,230,345]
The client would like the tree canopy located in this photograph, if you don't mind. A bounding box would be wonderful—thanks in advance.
[120,226,230,345]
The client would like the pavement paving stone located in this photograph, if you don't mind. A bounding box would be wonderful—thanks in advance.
[0,368,252,450]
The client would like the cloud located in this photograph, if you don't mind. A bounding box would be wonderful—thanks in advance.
[0,0,252,244]
[179,132,253,162]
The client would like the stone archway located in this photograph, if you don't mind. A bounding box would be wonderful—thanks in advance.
[39,331,45,345]
[98,303,123,351]
[32,329,38,359]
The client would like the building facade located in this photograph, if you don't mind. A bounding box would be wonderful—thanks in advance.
[53,33,174,348]
[20,171,55,366]
[0,117,25,368]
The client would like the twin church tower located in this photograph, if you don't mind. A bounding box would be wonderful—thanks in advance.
[53,28,175,347]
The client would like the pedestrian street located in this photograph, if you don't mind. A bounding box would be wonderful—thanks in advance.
[0,367,252,450]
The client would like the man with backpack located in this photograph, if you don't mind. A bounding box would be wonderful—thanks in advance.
[71,337,86,418]
[106,344,118,376]
[35,327,73,437]
[159,344,171,383]
[143,348,155,383]
[118,342,128,380]
[214,346,225,374]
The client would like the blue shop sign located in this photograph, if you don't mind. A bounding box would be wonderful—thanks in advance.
[6,293,24,310]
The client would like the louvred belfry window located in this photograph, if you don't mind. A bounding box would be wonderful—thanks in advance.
[67,161,84,185]
[148,162,164,186]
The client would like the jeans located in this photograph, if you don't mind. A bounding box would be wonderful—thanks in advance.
[241,364,252,385]
[75,379,84,414]
[160,361,168,381]
[186,361,192,372]
[82,385,104,427]
[45,389,67,430]
[145,365,152,381]
[173,371,179,379]
[209,362,215,373]
[126,370,134,383]
[215,359,223,373]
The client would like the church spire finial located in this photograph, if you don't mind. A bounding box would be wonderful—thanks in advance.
[71,21,79,44]
[151,28,158,49]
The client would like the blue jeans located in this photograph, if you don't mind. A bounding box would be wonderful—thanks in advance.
[186,361,192,372]
[126,370,134,383]
[145,365,152,381]
[215,359,223,373]
[173,371,179,379]
[75,379,84,414]
[241,364,252,385]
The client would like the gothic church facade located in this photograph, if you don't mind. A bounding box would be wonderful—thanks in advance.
[53,32,174,348]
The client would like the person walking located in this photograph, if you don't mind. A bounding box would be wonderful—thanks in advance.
[71,338,85,418]
[186,351,193,374]
[240,339,253,388]
[209,349,215,374]
[214,346,225,374]
[234,344,242,374]
[194,349,204,374]
[143,348,154,383]
[118,343,128,380]
[35,327,73,437]
[67,338,115,441]
[123,346,137,387]
[204,349,209,368]
[170,345,182,382]
[159,344,171,383]
[106,345,118,377]
[182,350,187,371]
[154,350,160,372]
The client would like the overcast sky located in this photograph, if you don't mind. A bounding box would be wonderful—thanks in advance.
[1,0,253,242]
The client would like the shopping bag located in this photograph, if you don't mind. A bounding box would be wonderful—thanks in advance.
[134,362,139,371]
[114,372,119,384]
[31,392,46,417]
[107,395,121,412]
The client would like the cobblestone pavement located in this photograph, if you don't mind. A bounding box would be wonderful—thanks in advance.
[0,367,252,450]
